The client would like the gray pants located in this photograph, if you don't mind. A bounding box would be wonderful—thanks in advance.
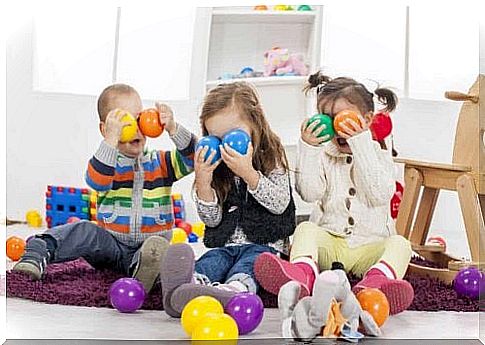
[40,221,143,275]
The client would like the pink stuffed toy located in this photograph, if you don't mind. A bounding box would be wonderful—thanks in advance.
[263,47,308,77]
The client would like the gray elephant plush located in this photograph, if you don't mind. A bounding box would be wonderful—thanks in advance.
[278,264,381,342]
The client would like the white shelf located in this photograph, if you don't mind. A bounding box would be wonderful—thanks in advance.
[212,9,316,24]
[206,75,308,88]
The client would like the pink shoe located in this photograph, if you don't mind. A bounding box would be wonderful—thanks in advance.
[353,274,414,315]
[254,253,311,299]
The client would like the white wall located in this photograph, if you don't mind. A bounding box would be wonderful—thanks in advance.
[7,14,477,259]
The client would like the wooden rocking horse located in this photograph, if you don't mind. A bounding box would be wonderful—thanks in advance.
[395,74,484,284]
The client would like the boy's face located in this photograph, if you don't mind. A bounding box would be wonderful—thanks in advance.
[101,92,146,158]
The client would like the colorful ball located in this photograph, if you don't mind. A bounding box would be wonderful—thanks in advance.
[171,228,188,244]
[306,114,335,141]
[196,136,222,164]
[191,313,239,342]
[138,108,164,138]
[67,216,81,224]
[370,112,393,141]
[333,110,363,134]
[274,4,289,11]
[225,292,264,335]
[192,222,205,238]
[297,5,312,11]
[120,112,138,142]
[356,288,390,327]
[6,236,26,261]
[109,278,146,313]
[254,5,268,10]
[454,267,484,299]
[222,129,251,155]
[181,296,224,336]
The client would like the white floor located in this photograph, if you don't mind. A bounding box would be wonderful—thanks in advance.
[5,224,483,341]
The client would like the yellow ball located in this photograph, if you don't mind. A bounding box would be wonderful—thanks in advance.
[181,296,224,336]
[171,228,188,244]
[191,222,205,238]
[274,4,288,11]
[191,313,239,342]
[120,112,138,142]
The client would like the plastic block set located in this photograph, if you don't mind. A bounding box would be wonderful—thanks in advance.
[45,186,94,228]
[172,193,186,222]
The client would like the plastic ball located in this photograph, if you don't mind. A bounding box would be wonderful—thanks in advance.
[253,5,268,10]
[222,129,251,155]
[171,228,188,244]
[191,313,239,342]
[181,296,224,335]
[138,108,164,138]
[25,209,42,227]
[188,233,198,243]
[6,236,26,261]
[178,221,192,236]
[306,114,335,141]
[120,112,138,142]
[225,292,264,335]
[333,110,363,134]
[109,278,146,313]
[356,288,390,327]
[370,112,393,141]
[297,5,312,11]
[67,216,81,224]
[196,136,222,164]
[454,267,484,299]
[240,67,254,76]
[192,222,205,238]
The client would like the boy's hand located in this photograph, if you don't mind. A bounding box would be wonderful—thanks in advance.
[194,146,220,202]
[104,109,131,148]
[336,113,369,139]
[300,119,330,146]
[155,102,176,136]
[220,142,259,190]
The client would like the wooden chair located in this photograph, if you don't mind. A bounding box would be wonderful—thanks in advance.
[395,74,485,284]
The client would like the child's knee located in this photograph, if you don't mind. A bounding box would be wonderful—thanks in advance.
[387,235,412,254]
[294,221,317,237]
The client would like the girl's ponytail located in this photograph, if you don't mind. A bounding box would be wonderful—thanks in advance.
[374,87,398,112]
[303,71,332,95]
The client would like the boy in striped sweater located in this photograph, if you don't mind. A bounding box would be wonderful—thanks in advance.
[13,84,196,293]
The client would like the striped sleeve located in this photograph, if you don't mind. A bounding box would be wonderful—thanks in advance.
[85,141,118,191]
[159,124,196,183]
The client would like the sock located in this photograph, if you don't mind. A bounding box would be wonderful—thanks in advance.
[293,259,318,292]
[227,280,248,292]
[365,261,396,280]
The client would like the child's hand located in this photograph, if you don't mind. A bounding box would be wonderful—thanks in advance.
[194,146,220,194]
[300,119,331,146]
[336,113,369,139]
[220,142,259,189]
[155,102,176,136]
[104,109,131,147]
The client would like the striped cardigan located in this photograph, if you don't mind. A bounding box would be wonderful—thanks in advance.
[85,124,196,246]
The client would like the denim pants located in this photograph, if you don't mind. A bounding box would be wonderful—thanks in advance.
[39,221,143,275]
[195,244,276,293]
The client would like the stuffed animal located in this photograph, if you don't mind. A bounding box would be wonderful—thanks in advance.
[278,263,381,342]
[263,47,308,77]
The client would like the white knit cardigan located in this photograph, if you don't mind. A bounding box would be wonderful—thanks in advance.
[295,130,396,248]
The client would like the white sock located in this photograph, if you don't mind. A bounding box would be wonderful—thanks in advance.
[227,280,249,292]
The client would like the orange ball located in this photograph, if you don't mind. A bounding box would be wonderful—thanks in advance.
[356,288,390,327]
[333,110,362,134]
[6,236,26,261]
[138,108,164,138]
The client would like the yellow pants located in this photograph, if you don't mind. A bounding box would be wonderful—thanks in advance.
[290,222,412,278]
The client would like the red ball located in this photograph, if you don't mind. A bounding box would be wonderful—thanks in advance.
[178,221,192,235]
[370,112,393,141]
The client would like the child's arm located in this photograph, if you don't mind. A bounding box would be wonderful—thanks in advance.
[193,188,223,227]
[248,168,291,215]
[295,139,328,202]
[347,130,395,206]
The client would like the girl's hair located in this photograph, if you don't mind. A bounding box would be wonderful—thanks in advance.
[303,71,398,155]
[200,82,289,203]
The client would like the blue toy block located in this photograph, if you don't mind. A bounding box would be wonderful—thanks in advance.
[173,200,185,208]
[188,233,198,243]
[45,185,91,228]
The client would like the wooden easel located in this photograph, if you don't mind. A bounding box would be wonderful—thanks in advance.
[395,75,485,284]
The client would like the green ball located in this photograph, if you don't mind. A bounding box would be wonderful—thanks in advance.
[297,5,312,11]
[306,114,335,141]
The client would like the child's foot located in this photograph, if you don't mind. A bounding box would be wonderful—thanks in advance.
[254,253,311,299]
[170,283,238,315]
[12,238,49,281]
[353,275,414,315]
[160,243,195,317]
[132,236,170,293]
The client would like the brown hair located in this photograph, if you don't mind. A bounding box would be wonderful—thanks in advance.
[200,82,289,203]
[97,84,138,121]
[304,71,398,155]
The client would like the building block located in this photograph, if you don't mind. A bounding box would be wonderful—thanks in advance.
[45,185,92,228]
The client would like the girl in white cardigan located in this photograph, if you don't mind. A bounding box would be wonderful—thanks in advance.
[255,72,413,315]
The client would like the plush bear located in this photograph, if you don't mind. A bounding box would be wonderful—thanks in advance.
[278,263,381,342]
[263,47,308,77]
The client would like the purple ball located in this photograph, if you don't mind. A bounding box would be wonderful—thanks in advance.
[225,292,264,335]
[454,267,484,299]
[109,278,146,313]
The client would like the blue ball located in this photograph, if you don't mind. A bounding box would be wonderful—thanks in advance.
[196,136,222,164]
[222,129,251,155]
